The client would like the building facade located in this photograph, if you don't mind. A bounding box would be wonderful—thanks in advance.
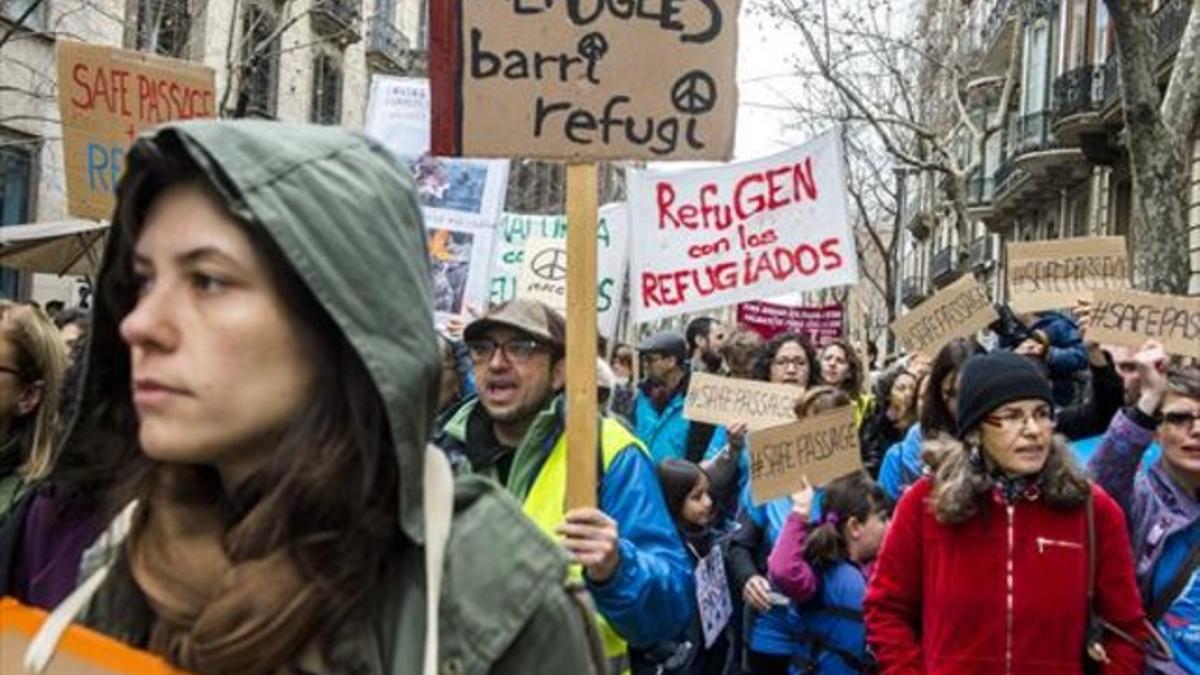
[895,0,1200,321]
[0,0,428,303]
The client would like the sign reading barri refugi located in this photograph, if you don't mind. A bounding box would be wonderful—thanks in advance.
[628,130,858,323]
[55,41,216,220]
[428,0,739,160]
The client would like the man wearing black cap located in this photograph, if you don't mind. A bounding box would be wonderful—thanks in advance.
[435,299,694,671]
[632,330,716,464]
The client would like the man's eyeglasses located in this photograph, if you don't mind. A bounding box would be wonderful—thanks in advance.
[1163,411,1200,430]
[466,338,546,364]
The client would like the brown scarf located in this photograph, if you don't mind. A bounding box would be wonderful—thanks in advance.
[126,470,327,674]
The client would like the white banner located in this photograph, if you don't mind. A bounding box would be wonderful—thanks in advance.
[490,204,630,338]
[426,225,495,320]
[365,76,509,228]
[628,130,858,323]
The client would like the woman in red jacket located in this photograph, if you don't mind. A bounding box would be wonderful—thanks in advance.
[864,350,1146,674]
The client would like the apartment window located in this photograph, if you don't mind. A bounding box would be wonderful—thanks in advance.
[1095,1,1111,62]
[0,143,33,298]
[136,0,191,58]
[240,2,281,118]
[1022,20,1051,115]
[310,52,343,125]
[1061,0,1089,71]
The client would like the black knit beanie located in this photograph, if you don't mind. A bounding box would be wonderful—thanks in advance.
[955,351,1053,438]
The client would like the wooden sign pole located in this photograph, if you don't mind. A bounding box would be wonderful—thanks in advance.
[565,163,599,510]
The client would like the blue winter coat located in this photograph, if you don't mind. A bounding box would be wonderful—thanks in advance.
[787,561,870,674]
[877,424,924,502]
[998,310,1087,406]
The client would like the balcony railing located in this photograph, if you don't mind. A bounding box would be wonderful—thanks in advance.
[367,15,410,72]
[1053,65,1102,122]
[312,0,362,43]
[1102,53,1121,106]
[1154,0,1188,63]
[967,171,995,206]
[902,276,927,307]
[968,235,995,269]
[931,246,959,284]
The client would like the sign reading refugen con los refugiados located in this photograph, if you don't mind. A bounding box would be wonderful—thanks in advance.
[628,130,858,323]
[428,0,739,161]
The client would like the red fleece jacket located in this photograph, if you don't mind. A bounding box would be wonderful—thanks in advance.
[864,478,1146,675]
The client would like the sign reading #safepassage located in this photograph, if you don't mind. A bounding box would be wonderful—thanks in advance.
[56,41,215,221]
[428,0,739,161]
[628,130,858,323]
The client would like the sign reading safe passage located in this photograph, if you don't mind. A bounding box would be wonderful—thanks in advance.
[428,0,739,160]
[749,406,860,505]
[1006,237,1129,313]
[890,275,997,356]
[684,372,801,430]
[1088,289,1200,359]
[56,41,216,220]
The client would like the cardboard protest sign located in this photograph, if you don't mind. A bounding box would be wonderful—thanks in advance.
[364,76,509,229]
[738,300,843,346]
[0,597,188,673]
[684,372,802,430]
[1007,237,1129,313]
[428,0,738,161]
[55,41,216,220]
[1088,289,1200,359]
[748,406,860,505]
[694,548,732,649]
[890,274,997,356]
[491,204,630,337]
[427,225,495,320]
[629,131,858,323]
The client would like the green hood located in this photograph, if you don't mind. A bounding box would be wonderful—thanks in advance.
[62,120,439,543]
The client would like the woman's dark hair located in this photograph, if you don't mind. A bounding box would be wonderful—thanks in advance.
[804,472,889,568]
[752,332,817,384]
[87,138,401,642]
[819,340,864,398]
[875,368,918,422]
[920,338,984,435]
[656,459,708,523]
[794,385,852,419]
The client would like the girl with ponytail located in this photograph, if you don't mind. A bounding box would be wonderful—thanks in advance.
[767,472,889,674]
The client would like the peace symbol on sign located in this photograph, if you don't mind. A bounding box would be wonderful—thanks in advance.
[671,71,718,115]
[578,32,609,63]
[531,248,568,282]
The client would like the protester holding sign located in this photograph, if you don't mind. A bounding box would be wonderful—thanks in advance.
[767,472,890,674]
[1089,349,1200,673]
[636,459,731,675]
[993,306,1088,407]
[723,337,824,675]
[633,331,717,464]
[866,351,1146,673]
[437,299,694,670]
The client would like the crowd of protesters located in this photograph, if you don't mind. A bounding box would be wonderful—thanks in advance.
[0,119,1195,675]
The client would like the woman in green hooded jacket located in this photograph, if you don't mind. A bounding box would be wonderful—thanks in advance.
[29,120,603,675]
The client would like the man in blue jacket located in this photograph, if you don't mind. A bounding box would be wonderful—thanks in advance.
[435,299,694,672]
[632,330,717,463]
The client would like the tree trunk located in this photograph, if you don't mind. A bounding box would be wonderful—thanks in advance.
[1106,0,1191,293]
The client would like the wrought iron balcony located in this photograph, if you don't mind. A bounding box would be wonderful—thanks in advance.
[1053,65,1102,122]
[968,235,995,269]
[931,246,960,285]
[902,276,927,308]
[312,0,362,44]
[367,15,410,72]
[1154,0,1188,63]
[967,170,995,207]
[1102,53,1121,106]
